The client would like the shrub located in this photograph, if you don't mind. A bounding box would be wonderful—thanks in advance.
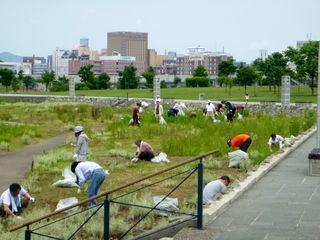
[186,77,209,87]
[21,134,31,145]
[0,141,10,151]
[240,159,252,172]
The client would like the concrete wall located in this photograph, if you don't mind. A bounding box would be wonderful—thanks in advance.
[0,94,315,116]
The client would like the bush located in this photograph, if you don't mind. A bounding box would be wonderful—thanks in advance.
[186,77,209,87]
[20,134,31,145]
[0,141,10,151]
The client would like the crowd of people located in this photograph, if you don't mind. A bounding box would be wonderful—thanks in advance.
[0,95,289,219]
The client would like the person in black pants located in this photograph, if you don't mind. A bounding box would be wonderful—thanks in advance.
[221,100,236,121]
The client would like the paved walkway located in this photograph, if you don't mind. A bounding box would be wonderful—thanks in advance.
[175,133,320,240]
[0,133,69,191]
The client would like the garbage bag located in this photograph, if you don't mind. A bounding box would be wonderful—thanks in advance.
[55,197,79,214]
[159,116,166,125]
[53,168,78,188]
[153,196,178,216]
[228,150,248,168]
[151,152,170,163]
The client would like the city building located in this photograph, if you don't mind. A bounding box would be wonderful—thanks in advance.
[296,40,309,48]
[176,47,232,77]
[107,32,148,70]
[100,48,108,56]
[148,49,157,67]
[90,51,100,61]
[259,49,268,60]
[80,38,89,48]
[0,62,32,75]
[22,56,48,78]
[53,48,74,77]
[155,54,167,66]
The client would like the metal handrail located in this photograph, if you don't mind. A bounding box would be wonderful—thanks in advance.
[10,149,219,232]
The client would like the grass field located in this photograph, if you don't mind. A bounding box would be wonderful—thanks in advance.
[0,102,316,239]
[13,85,318,103]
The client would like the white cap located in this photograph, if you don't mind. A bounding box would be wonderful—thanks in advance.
[207,100,211,104]
[74,126,84,133]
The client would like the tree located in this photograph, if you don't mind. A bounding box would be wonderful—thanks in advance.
[218,59,237,77]
[217,76,234,95]
[174,77,182,87]
[118,65,140,89]
[78,65,95,89]
[193,65,208,77]
[50,75,69,92]
[95,72,111,89]
[23,76,36,91]
[40,71,55,91]
[160,80,167,88]
[0,68,15,92]
[236,66,258,92]
[142,66,155,88]
[285,41,319,95]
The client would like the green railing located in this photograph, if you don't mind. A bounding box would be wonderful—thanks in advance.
[10,149,219,239]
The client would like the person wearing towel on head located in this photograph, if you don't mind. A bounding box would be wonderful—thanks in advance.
[73,125,89,162]
[268,133,285,152]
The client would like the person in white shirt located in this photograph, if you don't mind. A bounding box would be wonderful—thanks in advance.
[205,100,216,120]
[71,161,107,206]
[268,133,285,151]
[203,176,230,204]
[0,183,35,218]
[154,99,164,123]
[73,125,89,162]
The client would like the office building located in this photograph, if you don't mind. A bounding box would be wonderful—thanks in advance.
[107,32,148,70]
[80,38,89,48]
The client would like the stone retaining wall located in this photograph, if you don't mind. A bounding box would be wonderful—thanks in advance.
[0,94,316,115]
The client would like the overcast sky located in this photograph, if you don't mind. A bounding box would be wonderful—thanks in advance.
[1,0,319,62]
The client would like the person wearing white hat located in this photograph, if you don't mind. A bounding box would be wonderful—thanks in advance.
[73,125,89,162]
[205,100,216,120]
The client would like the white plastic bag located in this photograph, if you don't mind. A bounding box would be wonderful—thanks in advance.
[153,196,178,216]
[228,150,248,168]
[53,168,78,188]
[237,113,243,120]
[159,116,166,125]
[55,197,79,214]
[151,152,170,163]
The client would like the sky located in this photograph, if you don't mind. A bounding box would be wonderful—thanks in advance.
[1,0,319,62]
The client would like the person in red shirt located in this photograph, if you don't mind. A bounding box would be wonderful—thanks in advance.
[227,134,251,152]
[132,102,140,127]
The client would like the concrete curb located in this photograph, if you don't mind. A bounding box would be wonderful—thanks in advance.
[203,126,316,225]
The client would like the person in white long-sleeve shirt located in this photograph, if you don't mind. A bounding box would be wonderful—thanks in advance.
[0,183,35,219]
[268,133,285,152]
[203,176,230,204]
[71,161,107,206]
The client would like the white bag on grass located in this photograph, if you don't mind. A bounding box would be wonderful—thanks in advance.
[228,150,249,168]
[153,196,178,216]
[159,116,166,125]
[55,197,79,214]
[151,152,170,163]
[53,168,78,188]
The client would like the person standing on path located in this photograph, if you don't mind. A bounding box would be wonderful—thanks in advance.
[0,183,35,219]
[71,161,107,207]
[203,176,231,204]
[73,125,89,162]
[227,134,252,152]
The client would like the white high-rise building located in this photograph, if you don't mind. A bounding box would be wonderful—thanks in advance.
[259,49,268,60]
[52,48,71,77]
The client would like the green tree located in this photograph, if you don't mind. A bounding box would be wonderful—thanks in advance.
[285,41,319,95]
[22,76,36,91]
[40,70,55,91]
[0,68,15,92]
[193,65,208,77]
[118,65,140,89]
[78,65,95,89]
[217,76,234,95]
[160,80,167,88]
[142,66,155,88]
[95,72,111,89]
[218,59,237,77]
[236,66,258,92]
[174,77,182,87]
[50,75,69,92]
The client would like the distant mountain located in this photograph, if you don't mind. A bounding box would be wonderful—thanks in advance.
[0,52,23,63]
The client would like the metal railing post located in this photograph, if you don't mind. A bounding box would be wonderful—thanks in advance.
[197,159,203,229]
[25,225,31,240]
[104,195,110,240]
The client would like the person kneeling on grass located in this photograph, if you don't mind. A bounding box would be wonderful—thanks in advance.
[227,134,252,152]
[71,161,108,207]
[132,139,155,163]
[203,176,231,204]
[268,133,285,152]
[0,183,35,219]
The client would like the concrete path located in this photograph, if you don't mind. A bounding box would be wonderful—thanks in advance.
[175,133,320,240]
[0,133,69,191]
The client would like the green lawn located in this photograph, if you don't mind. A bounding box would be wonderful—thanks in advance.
[13,86,317,103]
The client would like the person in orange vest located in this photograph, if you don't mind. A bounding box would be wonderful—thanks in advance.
[227,134,252,152]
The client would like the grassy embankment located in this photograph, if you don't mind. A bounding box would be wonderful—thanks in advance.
[0,102,316,239]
